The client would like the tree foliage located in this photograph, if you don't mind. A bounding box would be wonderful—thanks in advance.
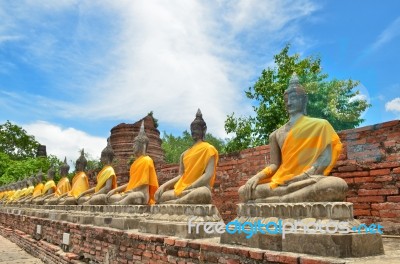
[0,120,40,160]
[0,155,61,185]
[225,44,370,152]
[162,131,226,164]
[0,120,63,185]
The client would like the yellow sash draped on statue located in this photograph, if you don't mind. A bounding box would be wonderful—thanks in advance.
[32,183,44,198]
[174,141,219,196]
[259,116,342,189]
[43,180,56,194]
[55,177,71,197]
[95,166,117,193]
[18,186,34,199]
[68,171,89,198]
[126,155,159,205]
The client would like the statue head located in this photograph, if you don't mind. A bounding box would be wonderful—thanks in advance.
[284,73,308,115]
[190,109,207,141]
[101,139,114,166]
[133,121,149,157]
[75,149,87,172]
[60,157,70,177]
[36,168,43,183]
[47,166,56,180]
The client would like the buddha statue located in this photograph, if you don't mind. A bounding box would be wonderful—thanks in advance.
[106,121,159,205]
[57,151,89,205]
[45,158,72,205]
[154,109,219,204]
[239,73,347,203]
[77,139,117,205]
[34,166,58,205]
[20,169,45,204]
[15,176,35,204]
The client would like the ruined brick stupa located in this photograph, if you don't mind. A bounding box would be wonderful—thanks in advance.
[109,114,165,185]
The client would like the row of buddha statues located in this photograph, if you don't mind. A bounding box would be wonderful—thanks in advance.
[0,73,348,207]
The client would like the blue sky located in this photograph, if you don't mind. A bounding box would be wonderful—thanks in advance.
[1,0,399,162]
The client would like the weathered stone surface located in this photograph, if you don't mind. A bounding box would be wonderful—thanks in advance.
[0,204,150,230]
[139,204,223,239]
[221,202,384,258]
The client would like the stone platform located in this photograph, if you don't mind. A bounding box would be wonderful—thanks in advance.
[138,204,223,239]
[0,204,149,230]
[221,202,384,258]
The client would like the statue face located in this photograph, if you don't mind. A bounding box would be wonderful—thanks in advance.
[284,91,306,115]
[191,125,206,141]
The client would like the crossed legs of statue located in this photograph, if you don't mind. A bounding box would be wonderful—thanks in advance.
[107,192,146,205]
[239,176,348,203]
[159,186,212,204]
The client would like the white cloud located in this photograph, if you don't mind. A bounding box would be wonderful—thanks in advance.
[23,121,106,168]
[369,16,400,52]
[385,98,400,113]
[0,1,318,138]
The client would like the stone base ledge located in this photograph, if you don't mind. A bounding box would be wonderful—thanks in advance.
[237,202,355,220]
[139,204,223,238]
[0,204,150,230]
[221,231,384,258]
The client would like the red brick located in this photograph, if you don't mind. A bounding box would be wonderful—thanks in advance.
[338,165,359,172]
[359,183,383,189]
[375,176,393,182]
[249,249,264,260]
[354,177,375,183]
[370,169,390,176]
[371,203,400,210]
[264,253,299,264]
[164,238,175,246]
[354,209,371,216]
[393,167,400,174]
[379,210,400,218]
[388,196,400,202]
[300,257,345,264]
[226,259,240,264]
[353,203,371,209]
[200,243,223,252]
[358,188,398,196]
[347,196,385,203]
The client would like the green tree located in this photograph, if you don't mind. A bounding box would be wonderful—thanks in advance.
[0,155,61,185]
[0,120,40,160]
[162,131,226,163]
[225,44,370,152]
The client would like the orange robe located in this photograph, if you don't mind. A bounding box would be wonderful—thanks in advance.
[174,141,219,196]
[125,155,159,205]
[55,177,71,197]
[32,183,44,198]
[43,180,57,195]
[94,166,117,193]
[259,116,342,189]
[67,172,89,198]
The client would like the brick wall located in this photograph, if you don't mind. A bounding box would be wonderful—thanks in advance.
[158,120,400,232]
[0,213,344,264]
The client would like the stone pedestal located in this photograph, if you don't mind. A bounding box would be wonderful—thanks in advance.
[220,202,384,257]
[0,204,150,230]
[138,204,223,239]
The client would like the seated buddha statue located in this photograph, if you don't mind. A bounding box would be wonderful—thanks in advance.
[45,158,72,205]
[57,150,90,205]
[106,121,159,205]
[33,166,58,205]
[15,176,36,204]
[239,73,347,203]
[21,169,45,204]
[77,140,117,205]
[154,109,219,204]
